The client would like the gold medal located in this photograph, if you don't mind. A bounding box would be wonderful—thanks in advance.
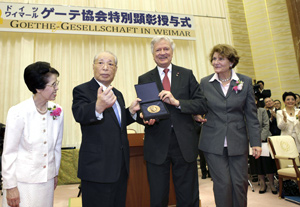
[147,105,161,113]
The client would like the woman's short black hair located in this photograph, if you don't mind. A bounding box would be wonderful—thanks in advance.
[282,91,296,102]
[24,61,59,94]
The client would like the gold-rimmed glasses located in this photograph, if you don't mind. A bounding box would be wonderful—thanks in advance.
[47,80,60,88]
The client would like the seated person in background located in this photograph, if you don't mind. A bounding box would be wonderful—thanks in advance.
[295,93,300,109]
[255,80,271,108]
[273,99,281,110]
[277,92,300,153]
[264,98,281,136]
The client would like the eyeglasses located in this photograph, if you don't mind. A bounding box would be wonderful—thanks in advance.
[47,80,60,88]
[95,61,116,68]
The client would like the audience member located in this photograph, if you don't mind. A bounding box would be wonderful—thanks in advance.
[0,123,5,190]
[2,62,64,207]
[255,80,271,108]
[277,92,300,153]
[72,51,140,207]
[195,44,261,207]
[254,97,277,194]
[137,36,207,207]
[295,93,300,109]
[273,99,281,110]
[264,98,281,135]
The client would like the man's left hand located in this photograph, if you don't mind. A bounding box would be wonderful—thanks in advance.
[129,98,141,115]
[158,90,179,107]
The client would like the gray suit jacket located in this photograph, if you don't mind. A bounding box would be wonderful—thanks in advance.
[257,108,271,142]
[199,73,261,156]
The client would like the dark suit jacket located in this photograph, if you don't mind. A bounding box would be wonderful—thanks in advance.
[72,78,135,183]
[137,64,207,165]
[256,89,271,107]
[199,73,261,156]
[267,109,281,136]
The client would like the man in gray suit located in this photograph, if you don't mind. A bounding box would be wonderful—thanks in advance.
[196,44,261,207]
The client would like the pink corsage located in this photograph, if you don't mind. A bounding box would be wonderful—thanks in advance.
[232,80,244,94]
[48,105,62,120]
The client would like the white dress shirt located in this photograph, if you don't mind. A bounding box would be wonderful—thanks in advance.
[209,70,239,147]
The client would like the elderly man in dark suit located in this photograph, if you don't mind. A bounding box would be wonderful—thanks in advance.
[264,97,281,135]
[137,36,207,207]
[196,44,261,207]
[72,51,140,207]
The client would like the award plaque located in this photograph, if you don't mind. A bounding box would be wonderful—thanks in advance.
[135,82,170,120]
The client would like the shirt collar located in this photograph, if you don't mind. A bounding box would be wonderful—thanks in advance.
[157,64,172,75]
[209,69,239,83]
[94,78,109,90]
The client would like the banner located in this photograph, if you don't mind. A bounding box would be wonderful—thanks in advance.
[0,2,195,40]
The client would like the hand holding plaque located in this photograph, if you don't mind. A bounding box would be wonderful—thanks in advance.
[135,82,170,121]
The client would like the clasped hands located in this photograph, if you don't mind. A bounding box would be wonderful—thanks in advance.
[96,86,141,115]
[141,90,179,125]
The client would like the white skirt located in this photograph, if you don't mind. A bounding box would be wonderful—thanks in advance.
[2,178,54,207]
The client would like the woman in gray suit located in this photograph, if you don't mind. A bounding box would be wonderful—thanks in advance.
[195,44,262,207]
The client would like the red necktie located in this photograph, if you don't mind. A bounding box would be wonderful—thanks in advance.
[162,69,171,91]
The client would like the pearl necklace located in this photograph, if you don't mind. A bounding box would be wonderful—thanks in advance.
[36,103,48,114]
[219,77,231,82]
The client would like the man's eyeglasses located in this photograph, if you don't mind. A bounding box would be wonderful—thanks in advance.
[47,80,60,88]
[95,61,116,68]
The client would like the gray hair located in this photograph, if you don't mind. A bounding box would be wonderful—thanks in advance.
[150,36,175,54]
[93,51,118,66]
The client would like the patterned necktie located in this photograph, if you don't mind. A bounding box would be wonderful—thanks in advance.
[162,69,171,91]
[112,102,121,126]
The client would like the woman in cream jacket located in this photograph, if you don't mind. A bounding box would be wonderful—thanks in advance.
[277,92,300,152]
[2,62,64,207]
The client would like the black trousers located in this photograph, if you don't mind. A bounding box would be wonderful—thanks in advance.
[146,129,199,207]
[81,156,128,207]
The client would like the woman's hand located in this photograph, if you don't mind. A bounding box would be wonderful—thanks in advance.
[282,110,287,122]
[54,176,58,190]
[6,187,20,207]
[252,146,262,159]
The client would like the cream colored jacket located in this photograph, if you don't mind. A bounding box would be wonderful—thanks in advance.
[277,108,300,143]
[2,97,64,189]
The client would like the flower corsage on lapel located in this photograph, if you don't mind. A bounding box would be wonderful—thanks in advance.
[232,80,244,94]
[48,105,62,120]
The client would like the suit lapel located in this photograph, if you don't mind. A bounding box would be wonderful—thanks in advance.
[171,66,180,94]
[225,80,236,99]
[112,88,123,128]
[211,80,224,97]
[150,67,164,92]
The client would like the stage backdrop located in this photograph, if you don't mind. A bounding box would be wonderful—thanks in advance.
[0,0,232,148]
[1,0,298,148]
